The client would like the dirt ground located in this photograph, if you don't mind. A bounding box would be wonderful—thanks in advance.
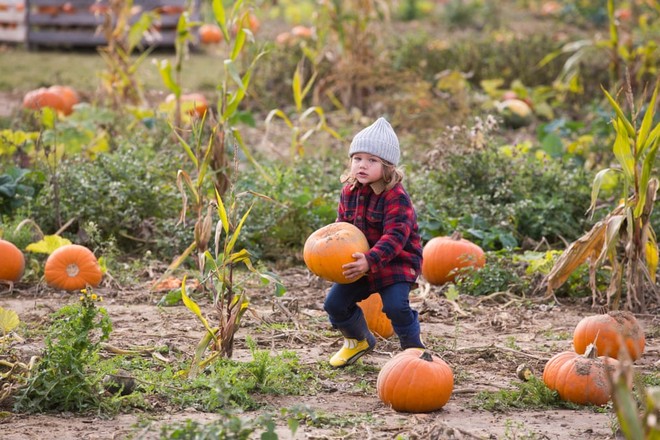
[1,266,658,440]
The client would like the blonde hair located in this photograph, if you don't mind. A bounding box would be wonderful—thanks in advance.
[341,157,405,191]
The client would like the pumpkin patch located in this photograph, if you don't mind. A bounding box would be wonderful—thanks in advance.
[542,344,623,406]
[357,293,394,338]
[572,311,645,361]
[0,239,25,283]
[421,232,485,285]
[303,222,370,284]
[44,244,103,291]
[377,349,454,412]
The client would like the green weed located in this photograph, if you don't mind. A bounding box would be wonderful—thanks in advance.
[471,376,563,412]
[14,289,112,413]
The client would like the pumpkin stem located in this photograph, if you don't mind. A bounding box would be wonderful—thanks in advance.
[450,231,463,241]
[66,263,80,278]
[420,351,434,362]
[584,343,599,358]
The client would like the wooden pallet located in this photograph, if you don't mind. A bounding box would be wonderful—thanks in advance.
[26,0,197,48]
[0,0,27,43]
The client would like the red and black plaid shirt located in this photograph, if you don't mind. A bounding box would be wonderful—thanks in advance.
[336,181,423,292]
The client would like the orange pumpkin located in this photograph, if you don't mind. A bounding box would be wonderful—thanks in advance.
[358,293,394,338]
[44,244,103,291]
[377,349,454,412]
[22,88,67,114]
[573,311,645,361]
[421,232,485,285]
[165,93,208,118]
[199,23,222,44]
[0,239,25,283]
[542,344,622,406]
[303,223,369,284]
[47,85,79,115]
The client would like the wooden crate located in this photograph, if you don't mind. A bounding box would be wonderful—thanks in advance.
[26,0,197,48]
[0,0,27,43]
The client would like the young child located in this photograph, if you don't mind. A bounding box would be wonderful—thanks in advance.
[324,117,425,368]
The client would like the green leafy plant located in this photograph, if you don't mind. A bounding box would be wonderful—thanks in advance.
[265,58,341,160]
[471,376,563,412]
[97,0,159,108]
[542,78,660,312]
[14,288,112,412]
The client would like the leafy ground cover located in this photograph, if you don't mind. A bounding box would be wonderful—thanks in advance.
[2,268,658,439]
[1,0,659,438]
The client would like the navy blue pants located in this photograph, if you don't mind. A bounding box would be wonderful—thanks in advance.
[323,278,424,349]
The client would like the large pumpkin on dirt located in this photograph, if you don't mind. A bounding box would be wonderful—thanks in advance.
[358,293,394,338]
[421,232,485,285]
[44,244,103,291]
[573,311,645,361]
[0,239,25,283]
[542,344,623,406]
[377,349,454,412]
[303,223,369,284]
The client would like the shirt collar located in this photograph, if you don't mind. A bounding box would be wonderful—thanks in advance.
[370,180,386,195]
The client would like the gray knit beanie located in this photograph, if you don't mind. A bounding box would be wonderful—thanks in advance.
[348,117,400,165]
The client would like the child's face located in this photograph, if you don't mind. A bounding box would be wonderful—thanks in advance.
[350,153,384,185]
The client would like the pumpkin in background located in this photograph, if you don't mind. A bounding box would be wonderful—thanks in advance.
[542,344,623,406]
[22,88,67,114]
[377,349,453,412]
[199,23,222,44]
[44,244,103,291]
[165,93,209,118]
[421,232,485,285]
[573,311,645,361]
[303,222,369,284]
[358,293,394,338]
[48,85,79,115]
[0,239,25,283]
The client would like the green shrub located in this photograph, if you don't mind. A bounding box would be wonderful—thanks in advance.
[410,146,594,249]
[14,290,112,413]
[234,157,344,262]
[30,145,188,260]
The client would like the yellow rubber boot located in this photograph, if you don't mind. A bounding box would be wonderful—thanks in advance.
[329,338,374,368]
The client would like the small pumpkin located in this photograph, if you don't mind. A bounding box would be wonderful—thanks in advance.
[44,244,103,291]
[165,92,209,118]
[358,293,394,339]
[542,344,622,406]
[303,222,369,284]
[199,23,222,44]
[22,88,67,114]
[377,349,454,412]
[421,232,485,285]
[573,311,645,361]
[0,239,25,283]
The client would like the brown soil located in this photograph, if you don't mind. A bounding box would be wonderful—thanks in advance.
[1,267,658,439]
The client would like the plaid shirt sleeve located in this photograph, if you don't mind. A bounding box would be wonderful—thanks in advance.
[364,185,416,272]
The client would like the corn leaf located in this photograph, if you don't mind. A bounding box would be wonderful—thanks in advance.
[155,59,181,96]
[612,120,635,182]
[232,128,273,184]
[214,187,229,235]
[589,168,617,218]
[645,238,658,283]
[211,0,229,41]
[226,203,253,254]
[636,79,659,154]
[635,133,660,218]
[602,86,636,137]
[230,20,247,61]
[293,64,303,112]
[181,277,216,338]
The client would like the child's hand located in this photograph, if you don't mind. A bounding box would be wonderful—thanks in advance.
[342,252,369,280]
